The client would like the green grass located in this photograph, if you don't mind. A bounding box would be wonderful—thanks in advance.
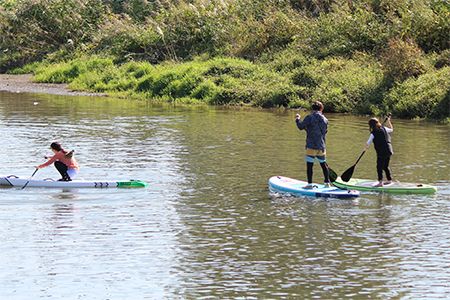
[31,56,303,107]
[25,54,449,119]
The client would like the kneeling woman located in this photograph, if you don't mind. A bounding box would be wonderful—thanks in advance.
[37,142,79,181]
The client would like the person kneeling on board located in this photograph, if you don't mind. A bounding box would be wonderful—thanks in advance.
[36,142,79,181]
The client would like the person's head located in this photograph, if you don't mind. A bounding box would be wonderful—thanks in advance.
[368,118,381,132]
[50,142,63,152]
[311,101,324,112]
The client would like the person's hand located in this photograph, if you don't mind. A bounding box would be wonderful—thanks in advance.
[295,113,301,120]
[35,166,41,169]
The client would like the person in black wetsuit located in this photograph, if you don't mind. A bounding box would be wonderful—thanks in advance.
[295,101,330,189]
[364,116,394,187]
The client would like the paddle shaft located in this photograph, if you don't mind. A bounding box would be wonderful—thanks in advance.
[21,168,38,189]
[353,150,366,166]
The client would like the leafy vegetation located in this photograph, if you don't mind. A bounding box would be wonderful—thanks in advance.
[384,67,450,119]
[1,0,449,119]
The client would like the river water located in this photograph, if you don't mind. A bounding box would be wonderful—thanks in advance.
[0,91,449,299]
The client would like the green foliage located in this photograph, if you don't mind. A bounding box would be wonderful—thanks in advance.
[0,0,107,71]
[134,57,300,106]
[34,57,114,83]
[1,0,449,119]
[293,4,390,58]
[384,67,450,119]
[7,61,45,74]
[379,0,450,53]
[191,79,221,100]
[92,15,166,63]
[381,38,431,83]
[288,0,335,15]
[299,54,385,113]
[261,48,312,74]
[154,1,231,60]
[32,56,302,107]
[0,0,18,10]
[103,0,157,22]
[225,2,303,59]
[433,49,450,69]
[92,1,234,62]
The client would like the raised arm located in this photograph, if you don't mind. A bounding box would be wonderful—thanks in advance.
[385,116,393,130]
[295,114,309,130]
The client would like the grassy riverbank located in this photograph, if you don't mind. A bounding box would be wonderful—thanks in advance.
[1,0,449,119]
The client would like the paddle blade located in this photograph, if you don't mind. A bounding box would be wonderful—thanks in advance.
[340,166,355,182]
[328,167,338,182]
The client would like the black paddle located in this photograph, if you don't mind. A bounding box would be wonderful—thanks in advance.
[340,151,366,182]
[340,113,391,182]
[21,168,38,189]
[328,164,338,182]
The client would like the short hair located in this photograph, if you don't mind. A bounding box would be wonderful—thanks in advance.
[311,101,323,111]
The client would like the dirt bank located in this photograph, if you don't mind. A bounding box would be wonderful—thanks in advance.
[0,74,105,97]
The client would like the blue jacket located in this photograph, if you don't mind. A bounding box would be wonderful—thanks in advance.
[296,111,328,151]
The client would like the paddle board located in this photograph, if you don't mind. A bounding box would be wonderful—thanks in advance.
[0,175,148,188]
[268,176,360,199]
[333,178,437,194]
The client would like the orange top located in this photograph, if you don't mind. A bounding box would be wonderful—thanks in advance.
[39,151,79,169]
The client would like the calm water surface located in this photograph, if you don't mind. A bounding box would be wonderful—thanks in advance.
[0,91,449,299]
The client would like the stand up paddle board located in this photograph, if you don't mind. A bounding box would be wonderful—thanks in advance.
[0,175,148,188]
[269,176,360,199]
[333,178,437,194]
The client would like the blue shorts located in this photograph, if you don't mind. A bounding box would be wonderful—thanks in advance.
[305,148,326,163]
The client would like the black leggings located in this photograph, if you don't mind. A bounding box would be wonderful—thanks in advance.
[54,161,71,180]
[307,162,330,184]
[376,155,392,181]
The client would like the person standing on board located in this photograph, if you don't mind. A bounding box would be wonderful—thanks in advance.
[36,142,79,181]
[364,116,394,187]
[295,101,330,188]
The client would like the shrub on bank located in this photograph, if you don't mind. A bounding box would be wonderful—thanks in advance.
[292,4,390,58]
[381,39,431,83]
[0,0,106,71]
[287,54,385,113]
[90,0,303,63]
[384,67,450,119]
[404,0,450,53]
[91,15,166,63]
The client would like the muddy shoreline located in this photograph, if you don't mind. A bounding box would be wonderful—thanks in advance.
[0,74,105,97]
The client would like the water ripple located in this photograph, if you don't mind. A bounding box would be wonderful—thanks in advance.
[0,92,449,299]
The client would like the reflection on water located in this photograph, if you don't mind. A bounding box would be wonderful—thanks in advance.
[0,91,449,299]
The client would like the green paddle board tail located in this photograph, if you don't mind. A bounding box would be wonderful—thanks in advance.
[334,178,437,194]
[117,180,148,188]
